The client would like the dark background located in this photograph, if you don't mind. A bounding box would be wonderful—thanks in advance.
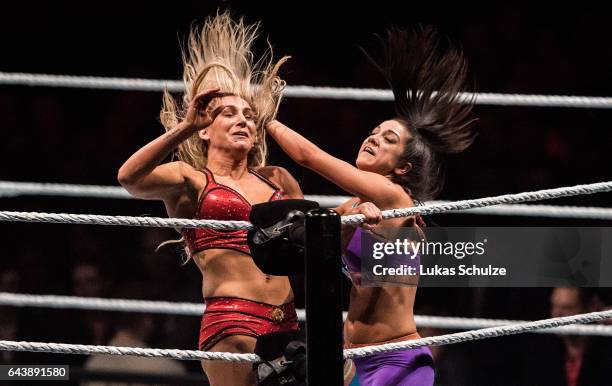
[0,1,611,385]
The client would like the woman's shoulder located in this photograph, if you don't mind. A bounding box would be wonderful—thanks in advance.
[254,166,291,185]
[160,160,198,174]
[171,160,206,183]
[375,182,415,210]
[255,165,289,179]
[255,166,302,198]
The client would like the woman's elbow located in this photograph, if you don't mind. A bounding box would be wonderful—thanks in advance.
[117,169,147,199]
[117,166,137,188]
[294,148,317,168]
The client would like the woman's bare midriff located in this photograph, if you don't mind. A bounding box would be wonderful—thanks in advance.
[193,248,294,305]
[345,285,417,344]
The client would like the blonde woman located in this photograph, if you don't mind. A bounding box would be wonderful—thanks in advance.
[118,12,301,385]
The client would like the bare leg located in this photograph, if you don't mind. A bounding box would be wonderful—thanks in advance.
[202,335,258,386]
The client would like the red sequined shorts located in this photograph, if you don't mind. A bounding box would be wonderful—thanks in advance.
[199,297,299,351]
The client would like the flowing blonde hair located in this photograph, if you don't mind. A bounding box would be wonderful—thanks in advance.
[158,11,288,263]
[160,10,289,170]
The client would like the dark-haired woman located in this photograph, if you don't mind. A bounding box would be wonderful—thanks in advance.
[266,27,476,385]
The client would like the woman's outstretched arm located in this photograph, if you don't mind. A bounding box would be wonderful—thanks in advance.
[266,119,402,207]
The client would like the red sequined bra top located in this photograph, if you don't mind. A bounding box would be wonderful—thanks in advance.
[182,167,285,255]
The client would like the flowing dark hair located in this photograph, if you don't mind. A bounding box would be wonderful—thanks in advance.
[363,26,477,201]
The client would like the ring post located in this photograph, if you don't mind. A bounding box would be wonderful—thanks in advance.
[304,208,343,385]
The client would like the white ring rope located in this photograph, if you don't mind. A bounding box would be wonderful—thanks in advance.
[341,181,612,225]
[0,181,346,209]
[439,202,612,220]
[344,309,612,359]
[2,72,612,108]
[0,181,132,199]
[3,181,612,220]
[0,292,204,316]
[1,180,611,228]
[1,309,611,361]
[2,292,611,337]
[0,210,253,230]
[413,314,612,337]
[0,340,259,363]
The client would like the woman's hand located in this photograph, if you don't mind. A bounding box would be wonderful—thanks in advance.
[265,119,280,131]
[181,89,226,132]
[347,202,383,231]
[117,88,226,198]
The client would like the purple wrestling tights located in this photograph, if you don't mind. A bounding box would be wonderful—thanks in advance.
[353,346,434,386]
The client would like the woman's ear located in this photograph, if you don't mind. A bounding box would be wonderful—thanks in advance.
[198,128,209,141]
[394,162,412,176]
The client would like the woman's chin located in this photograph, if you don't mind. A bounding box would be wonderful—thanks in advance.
[228,142,254,154]
[355,157,374,171]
